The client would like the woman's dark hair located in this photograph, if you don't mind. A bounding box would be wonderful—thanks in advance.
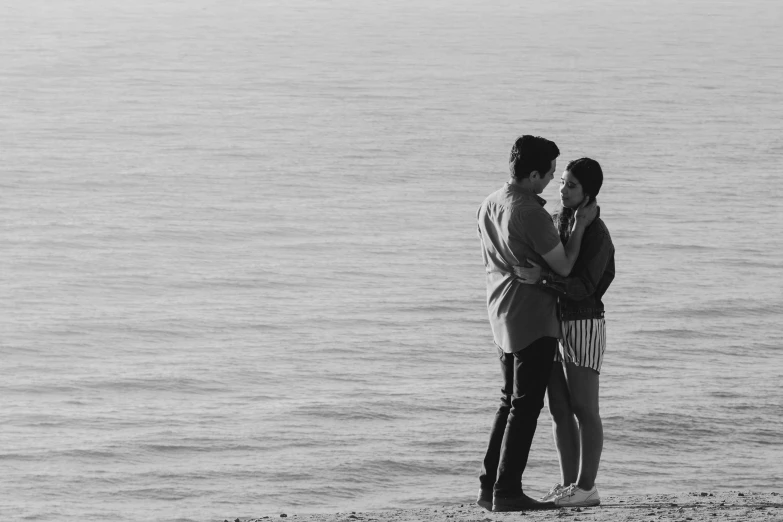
[509,135,560,181]
[556,157,603,244]
[566,157,603,198]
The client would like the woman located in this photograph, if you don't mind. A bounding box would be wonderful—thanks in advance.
[513,157,615,507]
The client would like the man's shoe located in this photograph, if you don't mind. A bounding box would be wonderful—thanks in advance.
[553,484,601,507]
[493,493,556,512]
[540,483,567,502]
[476,489,492,511]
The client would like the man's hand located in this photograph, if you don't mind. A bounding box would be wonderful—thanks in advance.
[542,196,596,276]
[574,196,597,227]
[513,260,542,285]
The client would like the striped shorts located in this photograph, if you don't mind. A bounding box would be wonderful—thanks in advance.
[555,318,606,373]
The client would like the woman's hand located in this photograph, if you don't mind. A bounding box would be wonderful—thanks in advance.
[513,259,542,284]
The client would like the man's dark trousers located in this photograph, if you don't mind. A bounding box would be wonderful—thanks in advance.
[479,336,557,497]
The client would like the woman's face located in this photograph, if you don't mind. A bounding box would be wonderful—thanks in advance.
[560,170,586,209]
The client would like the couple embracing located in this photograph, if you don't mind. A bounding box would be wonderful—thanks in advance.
[475,135,615,512]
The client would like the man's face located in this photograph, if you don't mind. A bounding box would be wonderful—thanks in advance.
[534,159,557,194]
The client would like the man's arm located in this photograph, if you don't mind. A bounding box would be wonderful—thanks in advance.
[540,197,597,276]
[538,233,614,298]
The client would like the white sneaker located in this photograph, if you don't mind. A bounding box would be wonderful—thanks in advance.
[553,484,600,507]
[540,483,567,502]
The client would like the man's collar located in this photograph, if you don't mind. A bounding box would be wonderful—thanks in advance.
[505,181,547,206]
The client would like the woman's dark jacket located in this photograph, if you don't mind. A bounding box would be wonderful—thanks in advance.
[539,210,615,321]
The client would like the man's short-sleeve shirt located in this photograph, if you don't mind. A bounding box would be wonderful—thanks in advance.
[477,182,561,352]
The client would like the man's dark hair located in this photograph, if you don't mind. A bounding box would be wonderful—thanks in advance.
[509,135,560,181]
[566,157,603,198]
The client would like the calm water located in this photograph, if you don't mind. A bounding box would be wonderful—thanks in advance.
[2,0,782,520]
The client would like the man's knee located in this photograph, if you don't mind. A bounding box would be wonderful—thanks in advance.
[496,393,512,412]
[509,392,546,417]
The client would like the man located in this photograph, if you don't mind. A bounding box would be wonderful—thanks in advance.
[475,135,596,512]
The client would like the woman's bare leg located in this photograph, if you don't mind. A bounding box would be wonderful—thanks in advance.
[547,362,579,486]
[563,363,602,490]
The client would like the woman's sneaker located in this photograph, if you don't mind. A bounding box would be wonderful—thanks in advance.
[553,485,600,507]
[540,484,567,502]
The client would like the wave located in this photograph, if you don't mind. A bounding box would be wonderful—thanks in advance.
[49,449,119,459]
[391,303,475,314]
[140,441,264,454]
[0,453,38,461]
[625,242,719,252]
[336,458,457,478]
[293,403,400,422]
[80,376,226,394]
[657,301,781,321]
[628,328,703,339]
[115,487,200,502]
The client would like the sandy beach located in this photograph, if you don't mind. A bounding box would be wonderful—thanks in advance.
[242,492,782,522]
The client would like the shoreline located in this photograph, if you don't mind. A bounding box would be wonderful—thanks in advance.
[241,492,782,522]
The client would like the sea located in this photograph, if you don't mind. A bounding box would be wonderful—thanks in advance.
[2,0,782,520]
